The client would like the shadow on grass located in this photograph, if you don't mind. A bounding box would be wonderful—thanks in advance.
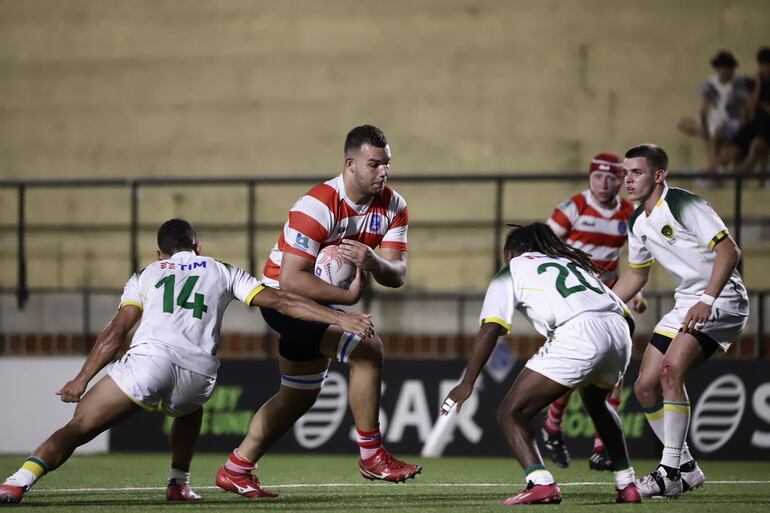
[18,491,506,510]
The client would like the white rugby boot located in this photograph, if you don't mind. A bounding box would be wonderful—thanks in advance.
[635,465,683,498]
[679,460,705,492]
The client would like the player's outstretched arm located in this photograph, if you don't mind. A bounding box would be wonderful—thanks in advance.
[251,287,374,339]
[338,241,407,288]
[682,236,741,333]
[280,252,364,305]
[441,322,506,415]
[612,266,650,303]
[57,305,141,403]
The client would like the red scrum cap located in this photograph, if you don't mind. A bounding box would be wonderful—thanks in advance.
[589,152,623,178]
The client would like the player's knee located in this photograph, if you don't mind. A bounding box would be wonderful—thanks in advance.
[347,334,383,367]
[63,416,87,437]
[496,400,529,426]
[659,360,685,388]
[64,415,102,444]
[634,376,656,404]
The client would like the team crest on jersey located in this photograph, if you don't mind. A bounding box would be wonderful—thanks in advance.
[661,224,676,244]
[369,214,382,233]
[295,233,310,250]
[618,220,627,235]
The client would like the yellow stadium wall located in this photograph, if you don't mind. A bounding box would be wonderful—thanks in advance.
[1,0,769,291]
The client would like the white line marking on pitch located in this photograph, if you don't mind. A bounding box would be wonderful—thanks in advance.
[28,480,770,494]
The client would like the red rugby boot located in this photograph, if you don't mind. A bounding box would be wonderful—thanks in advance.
[501,482,562,505]
[166,480,202,501]
[616,483,643,503]
[0,484,25,504]
[215,466,279,498]
[359,448,422,483]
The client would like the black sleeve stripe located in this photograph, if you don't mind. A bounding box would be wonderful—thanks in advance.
[709,230,729,250]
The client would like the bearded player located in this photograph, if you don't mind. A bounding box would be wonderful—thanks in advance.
[215,125,420,499]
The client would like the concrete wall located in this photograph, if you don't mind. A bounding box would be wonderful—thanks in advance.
[1,0,769,291]
[2,0,768,178]
[0,357,109,454]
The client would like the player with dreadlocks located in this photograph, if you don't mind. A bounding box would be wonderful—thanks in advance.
[441,223,641,505]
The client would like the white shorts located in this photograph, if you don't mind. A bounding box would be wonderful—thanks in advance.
[108,352,216,417]
[525,312,632,390]
[654,305,748,352]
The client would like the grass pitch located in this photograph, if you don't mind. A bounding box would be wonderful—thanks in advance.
[1,453,768,512]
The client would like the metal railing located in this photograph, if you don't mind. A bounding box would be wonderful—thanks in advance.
[1,171,768,357]
[0,287,766,359]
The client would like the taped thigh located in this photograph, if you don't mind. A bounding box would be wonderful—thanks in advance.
[280,371,329,390]
[336,331,362,363]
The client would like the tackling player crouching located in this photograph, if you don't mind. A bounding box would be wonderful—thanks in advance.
[0,219,373,505]
[441,223,642,506]
[613,144,749,498]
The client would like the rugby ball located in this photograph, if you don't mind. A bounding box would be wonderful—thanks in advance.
[314,245,356,289]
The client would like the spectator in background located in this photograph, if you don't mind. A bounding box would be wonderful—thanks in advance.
[677,50,753,185]
[738,46,770,173]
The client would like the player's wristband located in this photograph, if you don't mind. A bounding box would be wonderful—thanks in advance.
[699,294,716,306]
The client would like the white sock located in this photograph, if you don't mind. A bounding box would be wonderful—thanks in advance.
[168,468,190,485]
[525,467,555,486]
[660,401,690,469]
[614,467,636,490]
[356,428,383,460]
[4,469,38,490]
[643,402,694,465]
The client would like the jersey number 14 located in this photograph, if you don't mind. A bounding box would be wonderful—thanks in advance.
[154,275,208,319]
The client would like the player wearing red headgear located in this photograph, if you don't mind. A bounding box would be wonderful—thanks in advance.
[541,153,647,471]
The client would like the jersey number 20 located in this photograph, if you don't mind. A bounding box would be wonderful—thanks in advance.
[154,275,208,319]
[537,262,604,299]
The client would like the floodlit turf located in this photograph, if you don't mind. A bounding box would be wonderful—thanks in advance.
[1,453,768,512]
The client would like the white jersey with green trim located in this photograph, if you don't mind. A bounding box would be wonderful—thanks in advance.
[479,252,627,338]
[119,251,263,377]
[627,185,748,313]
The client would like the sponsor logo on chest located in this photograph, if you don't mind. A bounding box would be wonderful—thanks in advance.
[161,261,207,271]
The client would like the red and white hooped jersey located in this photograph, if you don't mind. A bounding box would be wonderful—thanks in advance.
[262,174,408,288]
[546,190,635,282]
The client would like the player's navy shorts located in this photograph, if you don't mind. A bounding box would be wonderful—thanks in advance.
[260,306,331,361]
